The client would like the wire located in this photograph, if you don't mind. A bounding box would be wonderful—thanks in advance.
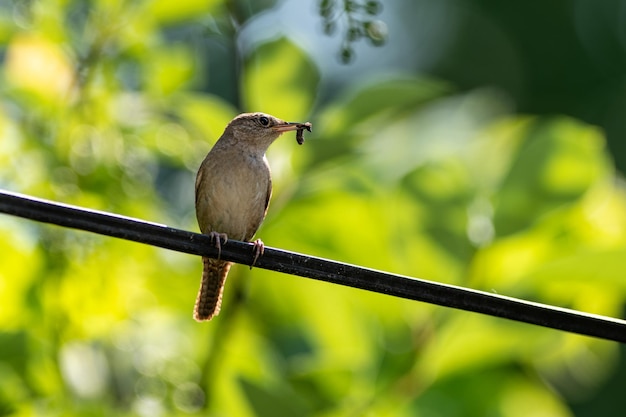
[1,189,625,343]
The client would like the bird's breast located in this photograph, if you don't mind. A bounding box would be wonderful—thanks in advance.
[195,149,271,241]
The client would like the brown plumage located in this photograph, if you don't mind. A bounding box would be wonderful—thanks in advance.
[194,112,310,321]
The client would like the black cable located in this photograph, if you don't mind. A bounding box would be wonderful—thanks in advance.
[1,189,625,343]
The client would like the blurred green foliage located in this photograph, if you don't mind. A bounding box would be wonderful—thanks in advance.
[317,0,387,63]
[0,1,625,416]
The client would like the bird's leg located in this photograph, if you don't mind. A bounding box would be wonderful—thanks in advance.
[208,231,228,260]
[250,238,265,269]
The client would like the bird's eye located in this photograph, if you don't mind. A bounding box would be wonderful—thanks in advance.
[259,116,270,126]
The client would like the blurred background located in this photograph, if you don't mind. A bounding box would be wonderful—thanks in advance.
[1,0,626,415]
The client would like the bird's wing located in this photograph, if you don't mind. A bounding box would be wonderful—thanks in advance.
[264,176,272,215]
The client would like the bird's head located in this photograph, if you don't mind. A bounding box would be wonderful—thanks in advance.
[225,112,306,150]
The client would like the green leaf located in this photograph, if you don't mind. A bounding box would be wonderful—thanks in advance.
[242,37,319,121]
[0,332,28,373]
[319,76,450,138]
[146,0,222,24]
[494,117,608,236]
[239,377,312,417]
[145,45,195,95]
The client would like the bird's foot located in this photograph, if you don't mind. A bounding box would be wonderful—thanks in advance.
[250,238,265,269]
[208,231,228,260]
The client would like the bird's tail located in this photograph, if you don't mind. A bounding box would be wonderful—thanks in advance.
[194,257,232,321]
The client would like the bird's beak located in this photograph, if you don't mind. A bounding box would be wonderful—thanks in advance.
[272,122,306,133]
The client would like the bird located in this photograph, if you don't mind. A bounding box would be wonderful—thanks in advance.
[194,112,310,321]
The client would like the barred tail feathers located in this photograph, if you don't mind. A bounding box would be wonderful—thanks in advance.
[194,257,232,321]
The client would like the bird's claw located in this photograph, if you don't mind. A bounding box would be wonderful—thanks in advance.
[250,238,265,269]
[208,231,228,260]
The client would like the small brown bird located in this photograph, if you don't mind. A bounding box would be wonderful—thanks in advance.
[194,112,310,321]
